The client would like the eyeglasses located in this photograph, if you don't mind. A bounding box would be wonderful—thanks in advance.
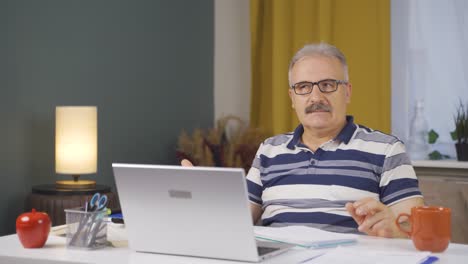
[291,79,348,95]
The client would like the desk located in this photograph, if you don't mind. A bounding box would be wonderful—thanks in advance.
[0,225,467,264]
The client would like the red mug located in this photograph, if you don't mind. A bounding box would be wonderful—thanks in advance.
[396,206,451,252]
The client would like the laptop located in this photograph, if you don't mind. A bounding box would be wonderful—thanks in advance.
[112,163,292,262]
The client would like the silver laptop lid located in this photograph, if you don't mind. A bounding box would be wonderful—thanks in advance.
[112,163,261,262]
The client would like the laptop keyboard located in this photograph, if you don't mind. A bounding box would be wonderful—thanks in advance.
[257,246,279,256]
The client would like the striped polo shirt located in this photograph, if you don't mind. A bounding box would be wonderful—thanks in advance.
[246,116,422,233]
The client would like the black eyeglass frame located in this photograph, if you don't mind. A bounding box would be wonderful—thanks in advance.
[290,79,348,95]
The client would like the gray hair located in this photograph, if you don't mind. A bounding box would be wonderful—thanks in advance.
[288,43,349,86]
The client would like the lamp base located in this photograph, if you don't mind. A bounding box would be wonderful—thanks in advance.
[55,180,96,189]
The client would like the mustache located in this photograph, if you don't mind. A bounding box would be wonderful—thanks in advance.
[305,103,332,114]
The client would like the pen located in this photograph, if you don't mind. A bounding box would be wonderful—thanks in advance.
[297,253,326,264]
[69,207,90,246]
[420,256,439,264]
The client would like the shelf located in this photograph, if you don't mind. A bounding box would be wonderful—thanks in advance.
[412,160,468,169]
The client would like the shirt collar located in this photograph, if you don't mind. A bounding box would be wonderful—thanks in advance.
[287,115,357,150]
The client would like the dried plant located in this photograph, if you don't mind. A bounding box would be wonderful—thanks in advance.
[176,116,266,173]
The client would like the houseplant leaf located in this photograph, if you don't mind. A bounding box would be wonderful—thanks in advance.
[450,130,458,141]
[428,129,439,144]
[428,150,443,160]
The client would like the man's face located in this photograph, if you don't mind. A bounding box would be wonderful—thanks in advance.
[289,55,352,132]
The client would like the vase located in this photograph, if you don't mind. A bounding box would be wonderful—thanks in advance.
[408,101,430,160]
[455,143,468,161]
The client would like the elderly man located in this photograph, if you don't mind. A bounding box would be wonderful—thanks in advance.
[184,43,423,238]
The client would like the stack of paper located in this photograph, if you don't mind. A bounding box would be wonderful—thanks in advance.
[303,247,432,264]
[253,226,434,264]
[254,225,357,248]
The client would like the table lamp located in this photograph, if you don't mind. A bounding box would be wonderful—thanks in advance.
[55,106,97,189]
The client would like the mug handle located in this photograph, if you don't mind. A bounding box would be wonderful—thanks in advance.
[395,213,412,237]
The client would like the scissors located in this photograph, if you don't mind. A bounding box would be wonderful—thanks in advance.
[88,192,108,212]
[84,193,109,247]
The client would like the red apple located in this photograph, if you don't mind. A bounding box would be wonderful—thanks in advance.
[16,208,51,248]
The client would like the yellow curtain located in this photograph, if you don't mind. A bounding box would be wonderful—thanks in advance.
[250,0,390,136]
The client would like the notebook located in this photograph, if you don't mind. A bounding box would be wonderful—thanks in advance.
[112,163,292,262]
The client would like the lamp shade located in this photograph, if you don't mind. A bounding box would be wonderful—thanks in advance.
[55,106,97,174]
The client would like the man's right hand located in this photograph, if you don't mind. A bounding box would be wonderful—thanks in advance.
[181,159,194,167]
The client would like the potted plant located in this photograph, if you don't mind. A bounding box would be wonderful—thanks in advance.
[452,101,468,161]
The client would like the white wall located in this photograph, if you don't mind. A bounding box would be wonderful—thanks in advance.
[214,0,251,124]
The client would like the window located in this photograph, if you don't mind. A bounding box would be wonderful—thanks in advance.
[391,0,468,158]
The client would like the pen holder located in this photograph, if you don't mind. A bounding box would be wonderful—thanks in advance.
[65,207,108,250]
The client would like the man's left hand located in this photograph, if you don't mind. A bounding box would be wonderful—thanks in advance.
[345,197,406,238]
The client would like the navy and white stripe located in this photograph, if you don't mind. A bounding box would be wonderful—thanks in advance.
[246,116,422,233]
